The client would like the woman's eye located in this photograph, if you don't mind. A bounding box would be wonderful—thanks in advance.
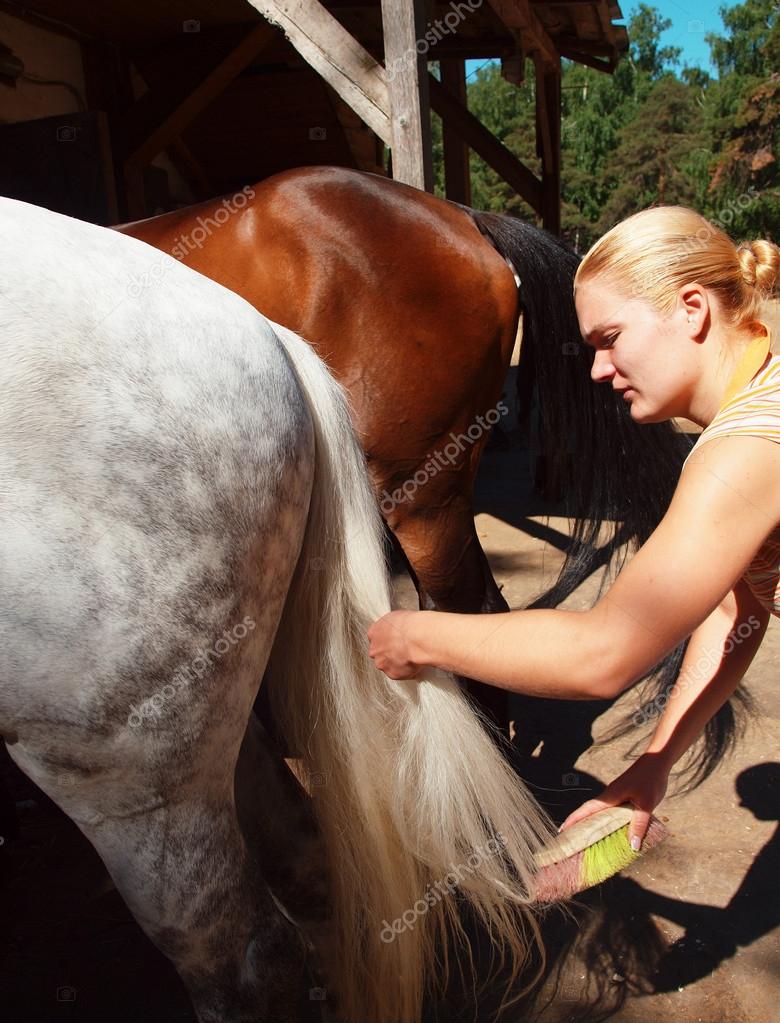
[602,334,619,349]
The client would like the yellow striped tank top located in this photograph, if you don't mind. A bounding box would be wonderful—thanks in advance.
[686,323,780,617]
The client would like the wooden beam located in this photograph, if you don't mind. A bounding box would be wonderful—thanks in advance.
[246,0,392,144]
[486,0,559,70]
[556,33,615,58]
[324,83,386,174]
[440,59,471,205]
[126,23,277,167]
[558,45,614,72]
[381,0,433,191]
[428,73,542,214]
[534,58,553,173]
[536,63,560,234]
[595,0,619,51]
[169,137,212,198]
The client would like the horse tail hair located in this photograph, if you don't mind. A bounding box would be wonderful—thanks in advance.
[266,320,557,1023]
[469,211,747,778]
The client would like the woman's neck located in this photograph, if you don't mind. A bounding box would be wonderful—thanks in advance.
[686,324,765,428]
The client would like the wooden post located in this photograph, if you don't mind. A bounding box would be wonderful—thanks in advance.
[535,60,561,234]
[440,59,471,205]
[380,0,433,192]
[428,74,542,215]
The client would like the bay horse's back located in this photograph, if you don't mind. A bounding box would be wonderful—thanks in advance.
[124,166,523,729]
[125,166,520,455]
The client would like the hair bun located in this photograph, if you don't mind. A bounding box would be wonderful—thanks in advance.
[737,240,780,294]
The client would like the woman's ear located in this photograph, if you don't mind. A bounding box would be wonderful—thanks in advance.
[679,283,709,338]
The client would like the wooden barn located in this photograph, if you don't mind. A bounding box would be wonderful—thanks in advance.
[0,0,627,232]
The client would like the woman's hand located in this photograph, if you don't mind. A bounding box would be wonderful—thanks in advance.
[367,610,427,679]
[559,753,671,851]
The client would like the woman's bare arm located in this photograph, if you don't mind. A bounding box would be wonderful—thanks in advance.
[369,435,780,694]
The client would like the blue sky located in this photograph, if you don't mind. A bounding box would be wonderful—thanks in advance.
[627,0,728,71]
[465,0,730,81]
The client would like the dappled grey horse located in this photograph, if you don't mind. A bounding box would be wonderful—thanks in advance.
[0,200,556,1023]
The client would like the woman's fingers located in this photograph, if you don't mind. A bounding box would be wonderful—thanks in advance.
[628,808,652,851]
[559,797,614,832]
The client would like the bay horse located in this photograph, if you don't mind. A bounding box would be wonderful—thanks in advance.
[120,167,687,735]
[0,197,557,1023]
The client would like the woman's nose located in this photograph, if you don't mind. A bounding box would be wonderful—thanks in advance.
[591,349,616,383]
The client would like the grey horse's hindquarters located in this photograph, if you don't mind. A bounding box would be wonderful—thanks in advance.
[0,198,316,1022]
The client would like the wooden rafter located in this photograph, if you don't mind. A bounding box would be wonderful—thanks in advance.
[486,0,559,70]
[428,73,542,213]
[124,23,277,167]
[558,44,614,71]
[246,0,391,144]
[556,32,615,58]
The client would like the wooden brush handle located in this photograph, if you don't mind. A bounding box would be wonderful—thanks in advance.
[535,805,635,868]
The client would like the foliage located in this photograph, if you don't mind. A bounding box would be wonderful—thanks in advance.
[430,1,779,249]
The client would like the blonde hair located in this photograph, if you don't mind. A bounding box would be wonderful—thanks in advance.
[574,206,780,329]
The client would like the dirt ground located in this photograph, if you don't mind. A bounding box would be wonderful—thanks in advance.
[1,420,777,1023]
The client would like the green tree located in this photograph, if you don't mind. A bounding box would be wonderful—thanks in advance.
[704,1,779,235]
[466,61,539,216]
[597,77,704,229]
[629,3,682,75]
[706,0,778,76]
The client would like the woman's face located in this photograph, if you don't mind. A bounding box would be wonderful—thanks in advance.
[575,277,700,423]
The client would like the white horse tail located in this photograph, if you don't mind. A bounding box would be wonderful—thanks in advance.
[266,321,556,1023]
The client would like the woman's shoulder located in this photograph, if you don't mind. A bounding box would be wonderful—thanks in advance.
[695,352,780,450]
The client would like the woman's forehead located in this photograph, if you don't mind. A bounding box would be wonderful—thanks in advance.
[576,281,635,336]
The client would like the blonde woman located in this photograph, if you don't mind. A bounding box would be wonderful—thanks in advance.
[367,206,780,850]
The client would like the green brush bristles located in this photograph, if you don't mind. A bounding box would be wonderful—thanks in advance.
[532,806,668,901]
[581,823,640,888]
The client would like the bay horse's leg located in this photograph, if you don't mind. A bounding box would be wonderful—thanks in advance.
[389,499,511,734]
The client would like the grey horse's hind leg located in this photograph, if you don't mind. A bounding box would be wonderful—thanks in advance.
[236,715,339,1011]
[73,785,307,1023]
[236,715,329,920]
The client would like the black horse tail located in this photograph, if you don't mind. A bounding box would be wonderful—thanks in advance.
[470,210,751,784]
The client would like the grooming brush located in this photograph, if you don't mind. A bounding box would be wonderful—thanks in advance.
[532,805,668,902]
